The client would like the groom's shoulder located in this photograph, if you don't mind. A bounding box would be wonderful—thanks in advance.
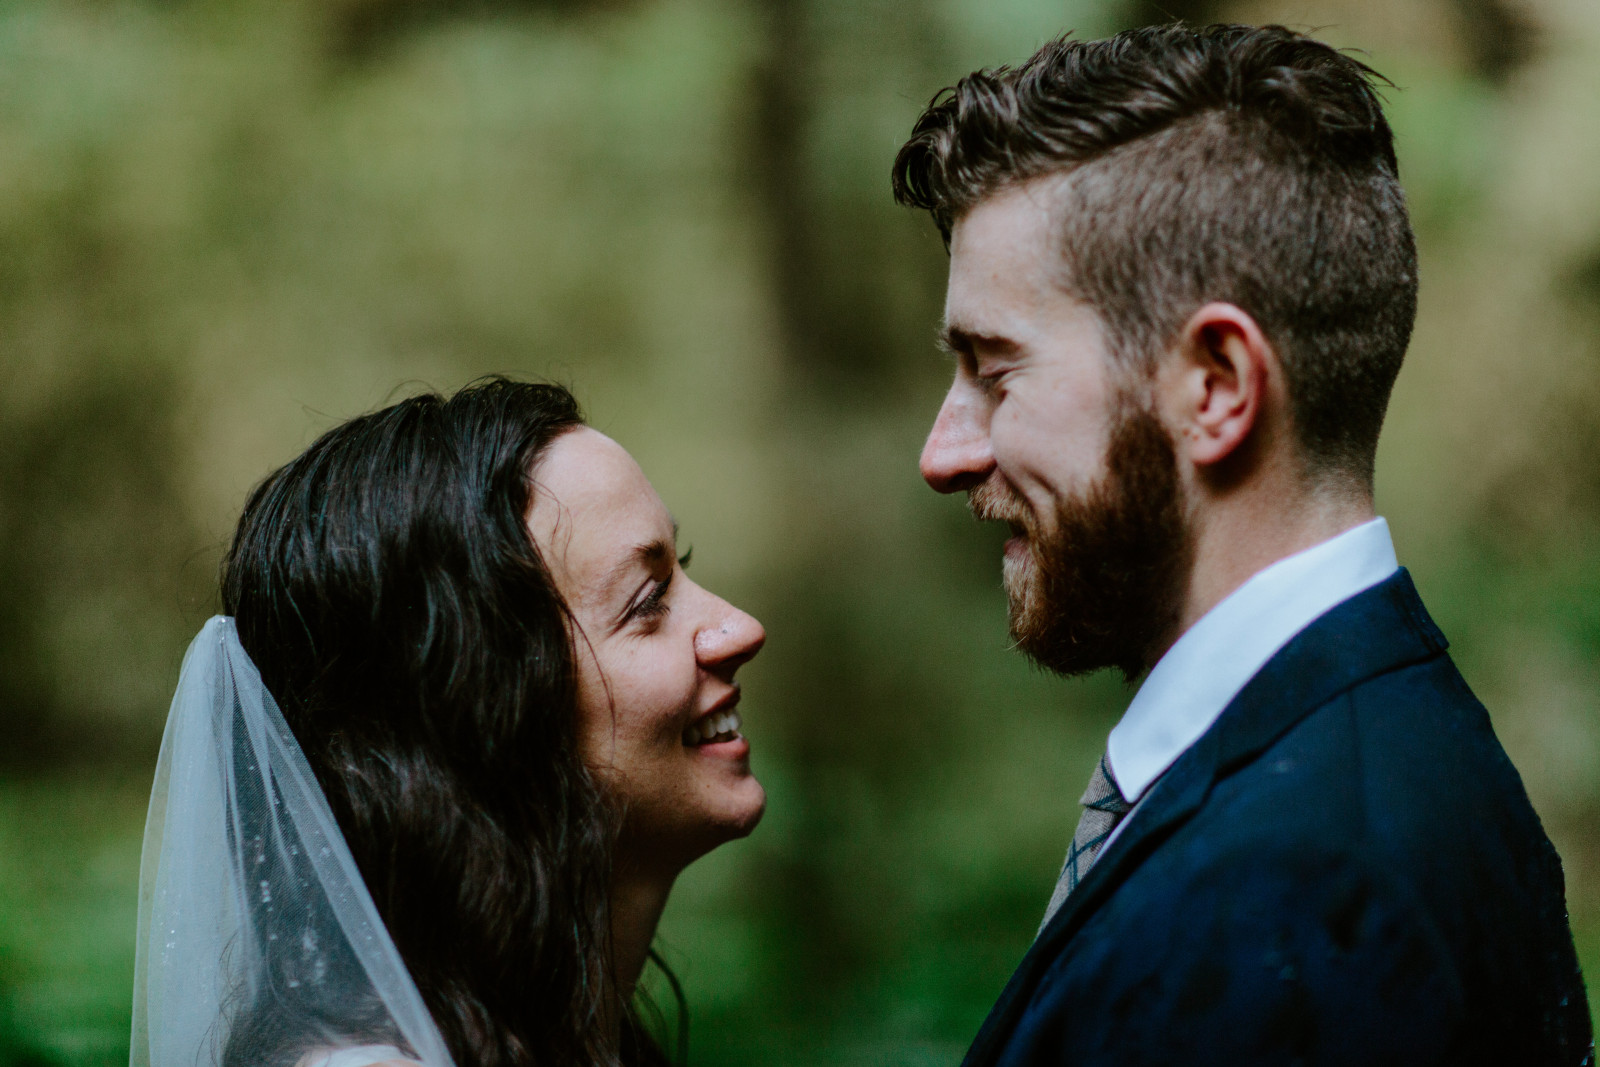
[1133,640,1516,899]
[1196,632,1551,917]
[1038,639,1588,1064]
[1260,616,1542,875]
[979,585,1592,1066]
[1215,571,1533,860]
[1270,639,1518,829]
[1340,646,1541,841]
[1005,653,1589,1066]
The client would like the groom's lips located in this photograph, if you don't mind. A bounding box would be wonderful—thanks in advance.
[1004,522,1029,560]
[968,489,1029,560]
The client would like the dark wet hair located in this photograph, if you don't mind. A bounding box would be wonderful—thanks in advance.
[220,378,668,1066]
[893,24,1419,486]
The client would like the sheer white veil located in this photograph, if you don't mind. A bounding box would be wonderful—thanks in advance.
[131,616,455,1067]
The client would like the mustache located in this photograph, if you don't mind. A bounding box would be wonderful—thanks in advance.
[967,478,1031,529]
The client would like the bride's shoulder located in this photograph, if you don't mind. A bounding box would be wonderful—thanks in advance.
[297,1045,422,1067]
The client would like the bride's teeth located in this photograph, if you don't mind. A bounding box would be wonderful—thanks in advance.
[684,708,746,745]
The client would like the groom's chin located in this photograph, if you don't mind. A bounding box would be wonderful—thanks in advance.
[1006,579,1145,682]
[1014,628,1138,682]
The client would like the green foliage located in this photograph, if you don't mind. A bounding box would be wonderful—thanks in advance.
[0,776,144,1066]
[1381,56,1502,235]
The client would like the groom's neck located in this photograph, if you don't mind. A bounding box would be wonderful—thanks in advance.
[1165,470,1376,663]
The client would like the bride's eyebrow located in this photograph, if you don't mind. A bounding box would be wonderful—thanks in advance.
[602,521,680,595]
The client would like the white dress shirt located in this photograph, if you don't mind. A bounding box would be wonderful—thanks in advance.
[1101,517,1400,851]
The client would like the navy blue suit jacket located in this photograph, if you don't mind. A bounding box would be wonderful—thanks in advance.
[964,570,1593,1066]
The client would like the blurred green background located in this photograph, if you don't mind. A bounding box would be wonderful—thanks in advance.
[1,0,1596,1062]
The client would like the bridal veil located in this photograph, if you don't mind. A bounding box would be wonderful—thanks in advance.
[131,617,454,1067]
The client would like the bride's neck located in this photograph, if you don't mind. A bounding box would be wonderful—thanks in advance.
[609,863,677,1007]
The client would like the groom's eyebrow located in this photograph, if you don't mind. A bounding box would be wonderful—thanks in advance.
[939,322,1018,358]
[938,323,972,355]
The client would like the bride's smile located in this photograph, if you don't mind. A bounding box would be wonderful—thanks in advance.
[527,426,767,872]
[139,382,771,1067]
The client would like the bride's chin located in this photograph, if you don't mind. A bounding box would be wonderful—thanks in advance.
[695,781,768,849]
[724,782,767,838]
[619,783,766,871]
[701,786,769,856]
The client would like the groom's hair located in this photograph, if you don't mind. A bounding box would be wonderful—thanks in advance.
[892,24,1418,488]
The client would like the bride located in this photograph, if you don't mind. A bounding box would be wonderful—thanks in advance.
[131,379,767,1067]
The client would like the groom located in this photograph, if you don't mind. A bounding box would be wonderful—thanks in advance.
[894,23,1592,1066]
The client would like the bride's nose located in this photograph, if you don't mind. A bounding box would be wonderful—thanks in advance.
[694,600,765,673]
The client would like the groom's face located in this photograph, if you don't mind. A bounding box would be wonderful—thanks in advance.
[922,180,1189,679]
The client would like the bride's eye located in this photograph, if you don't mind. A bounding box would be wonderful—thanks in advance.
[631,572,673,624]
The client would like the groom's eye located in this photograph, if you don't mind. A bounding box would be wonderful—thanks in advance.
[975,366,1008,393]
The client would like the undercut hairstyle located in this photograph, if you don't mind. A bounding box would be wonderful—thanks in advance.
[892,24,1419,485]
[221,379,672,1067]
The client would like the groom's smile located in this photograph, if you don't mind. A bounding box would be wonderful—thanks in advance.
[921,180,1191,678]
[921,180,1124,526]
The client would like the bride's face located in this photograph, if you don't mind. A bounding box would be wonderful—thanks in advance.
[527,427,767,871]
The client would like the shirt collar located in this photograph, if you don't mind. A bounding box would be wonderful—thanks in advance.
[1106,517,1400,804]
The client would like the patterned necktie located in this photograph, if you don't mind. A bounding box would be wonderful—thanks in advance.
[1039,752,1132,933]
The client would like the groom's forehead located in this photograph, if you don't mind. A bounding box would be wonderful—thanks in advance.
[948,180,1065,274]
[944,186,1106,326]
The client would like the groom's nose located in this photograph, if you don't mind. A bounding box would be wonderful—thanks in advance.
[921,385,994,494]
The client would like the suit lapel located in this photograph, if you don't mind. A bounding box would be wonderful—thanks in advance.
[960,569,1448,1067]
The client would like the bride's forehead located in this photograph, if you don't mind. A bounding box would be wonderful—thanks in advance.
[538,428,656,508]
[526,427,672,560]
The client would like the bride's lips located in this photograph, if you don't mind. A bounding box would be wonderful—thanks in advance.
[694,734,749,759]
[683,692,749,758]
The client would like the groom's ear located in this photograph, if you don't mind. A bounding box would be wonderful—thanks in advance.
[1156,302,1285,473]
